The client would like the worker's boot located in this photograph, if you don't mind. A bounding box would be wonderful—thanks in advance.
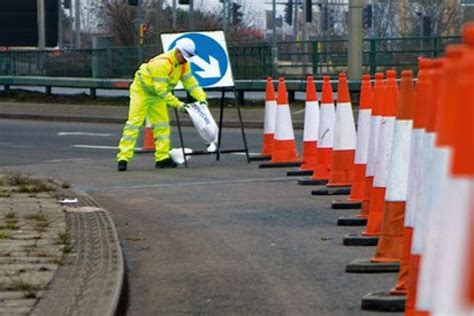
[155,158,177,169]
[117,160,127,172]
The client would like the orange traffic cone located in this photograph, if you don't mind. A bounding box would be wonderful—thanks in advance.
[260,77,300,168]
[363,70,399,237]
[391,58,432,297]
[300,75,320,171]
[327,73,357,187]
[371,70,415,264]
[258,77,277,160]
[311,76,335,180]
[136,118,155,153]
[416,46,466,315]
[359,72,385,218]
[406,59,444,316]
[348,74,373,202]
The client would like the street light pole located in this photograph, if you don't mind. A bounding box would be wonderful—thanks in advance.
[347,0,364,80]
[272,0,278,77]
[37,0,46,49]
[74,0,81,48]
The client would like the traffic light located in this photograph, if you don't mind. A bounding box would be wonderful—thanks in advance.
[128,0,138,5]
[139,24,149,45]
[231,2,244,25]
[363,4,372,28]
[284,0,293,25]
[305,0,312,23]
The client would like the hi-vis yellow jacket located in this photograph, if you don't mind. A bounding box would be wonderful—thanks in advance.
[133,49,206,108]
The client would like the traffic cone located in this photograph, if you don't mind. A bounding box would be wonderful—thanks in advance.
[312,76,335,180]
[259,77,300,168]
[402,57,434,316]
[416,46,466,315]
[346,70,411,274]
[327,72,357,187]
[336,74,373,219]
[136,118,154,153]
[300,75,320,170]
[348,74,373,201]
[360,73,385,217]
[406,59,444,316]
[390,58,432,298]
[254,77,276,161]
[288,75,319,177]
[359,70,417,311]
[362,70,399,236]
[342,73,385,245]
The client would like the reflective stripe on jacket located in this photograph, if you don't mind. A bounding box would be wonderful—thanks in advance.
[133,50,207,108]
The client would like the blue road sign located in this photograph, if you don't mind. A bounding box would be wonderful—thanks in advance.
[162,31,234,88]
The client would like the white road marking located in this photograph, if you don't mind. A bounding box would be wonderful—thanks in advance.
[46,158,91,163]
[58,132,113,137]
[72,145,118,150]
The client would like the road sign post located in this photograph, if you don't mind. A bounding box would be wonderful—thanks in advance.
[161,31,250,166]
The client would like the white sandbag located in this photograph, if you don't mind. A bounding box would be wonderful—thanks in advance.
[186,102,219,146]
[169,148,192,165]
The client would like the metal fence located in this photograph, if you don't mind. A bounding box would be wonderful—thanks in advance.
[0,36,460,80]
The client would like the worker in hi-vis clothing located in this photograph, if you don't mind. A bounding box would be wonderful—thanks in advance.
[116,38,207,171]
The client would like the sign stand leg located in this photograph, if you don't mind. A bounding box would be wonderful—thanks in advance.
[216,89,225,161]
[234,87,250,163]
[174,108,188,168]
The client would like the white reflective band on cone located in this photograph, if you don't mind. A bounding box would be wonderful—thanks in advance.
[385,120,413,201]
[263,100,277,134]
[411,132,436,255]
[404,129,424,227]
[275,105,295,141]
[303,101,320,142]
[333,102,357,150]
[416,147,451,312]
[373,116,396,187]
[354,109,372,164]
[431,180,473,316]
[366,115,382,176]
[318,103,336,148]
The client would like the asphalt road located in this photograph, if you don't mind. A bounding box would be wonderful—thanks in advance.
[0,119,400,316]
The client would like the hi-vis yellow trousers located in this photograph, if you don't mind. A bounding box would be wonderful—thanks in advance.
[116,82,171,162]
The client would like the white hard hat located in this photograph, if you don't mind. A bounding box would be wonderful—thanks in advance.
[175,38,196,61]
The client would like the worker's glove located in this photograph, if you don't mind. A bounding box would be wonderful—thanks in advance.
[178,103,191,114]
[199,100,209,107]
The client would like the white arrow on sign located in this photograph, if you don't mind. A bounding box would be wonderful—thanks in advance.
[191,55,221,79]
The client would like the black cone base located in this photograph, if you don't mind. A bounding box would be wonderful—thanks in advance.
[287,170,313,177]
[343,233,378,246]
[361,292,406,312]
[297,178,328,185]
[337,216,367,226]
[259,161,301,169]
[249,155,271,162]
[331,200,362,209]
[311,187,351,196]
[345,258,400,273]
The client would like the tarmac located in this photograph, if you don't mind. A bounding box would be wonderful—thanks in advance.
[0,100,301,315]
[0,101,306,129]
